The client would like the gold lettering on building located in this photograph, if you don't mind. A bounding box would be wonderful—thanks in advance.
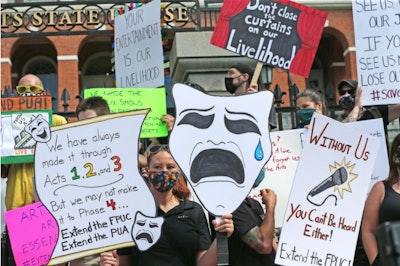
[1,5,192,29]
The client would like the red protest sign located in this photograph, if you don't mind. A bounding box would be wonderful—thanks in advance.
[210,0,327,78]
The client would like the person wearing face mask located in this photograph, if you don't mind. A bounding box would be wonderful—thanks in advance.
[100,145,234,266]
[362,133,400,266]
[295,89,327,128]
[225,63,277,130]
[338,79,400,148]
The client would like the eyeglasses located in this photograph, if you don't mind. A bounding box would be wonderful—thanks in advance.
[147,145,169,159]
[16,85,44,95]
[338,88,356,96]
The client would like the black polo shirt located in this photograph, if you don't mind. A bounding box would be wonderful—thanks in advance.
[119,200,211,266]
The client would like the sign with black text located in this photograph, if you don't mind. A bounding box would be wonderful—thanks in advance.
[210,0,327,78]
[352,0,400,105]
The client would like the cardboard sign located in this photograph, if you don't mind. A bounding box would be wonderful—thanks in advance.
[1,110,52,164]
[33,111,160,264]
[4,202,58,266]
[169,84,273,216]
[1,96,52,112]
[114,0,164,88]
[210,0,327,78]
[249,118,388,228]
[352,0,400,105]
[248,128,304,227]
[276,113,380,266]
[83,88,168,138]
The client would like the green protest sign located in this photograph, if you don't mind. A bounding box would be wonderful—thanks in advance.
[84,88,168,138]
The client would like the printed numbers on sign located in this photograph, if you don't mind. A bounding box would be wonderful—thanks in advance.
[70,155,122,180]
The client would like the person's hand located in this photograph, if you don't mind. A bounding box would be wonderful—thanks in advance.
[161,114,175,131]
[212,213,234,238]
[342,86,363,123]
[100,250,119,266]
[247,84,258,94]
[260,188,277,211]
[354,86,363,109]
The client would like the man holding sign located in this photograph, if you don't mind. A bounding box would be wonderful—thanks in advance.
[2,74,67,211]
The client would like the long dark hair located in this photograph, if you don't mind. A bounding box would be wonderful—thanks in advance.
[387,133,400,186]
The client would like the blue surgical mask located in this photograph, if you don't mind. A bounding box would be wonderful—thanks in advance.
[298,108,317,126]
[253,168,265,188]
[148,171,179,192]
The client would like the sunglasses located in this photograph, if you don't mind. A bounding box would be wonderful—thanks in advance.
[339,88,356,96]
[16,85,44,95]
[147,145,169,159]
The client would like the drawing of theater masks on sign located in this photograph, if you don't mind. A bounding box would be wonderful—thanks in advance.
[24,114,51,143]
[169,83,273,216]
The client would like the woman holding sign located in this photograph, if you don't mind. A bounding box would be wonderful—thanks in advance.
[362,133,400,266]
[100,145,233,266]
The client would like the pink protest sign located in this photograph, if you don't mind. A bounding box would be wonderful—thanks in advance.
[4,202,58,266]
[210,0,327,78]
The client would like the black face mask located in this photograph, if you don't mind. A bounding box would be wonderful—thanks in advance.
[225,77,238,94]
[339,94,355,110]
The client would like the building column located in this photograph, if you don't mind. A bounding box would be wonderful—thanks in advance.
[57,55,80,113]
[1,58,12,93]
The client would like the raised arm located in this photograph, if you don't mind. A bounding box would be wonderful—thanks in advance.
[241,188,276,254]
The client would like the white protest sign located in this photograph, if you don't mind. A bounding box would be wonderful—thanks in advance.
[249,128,304,227]
[114,0,164,88]
[345,118,389,193]
[33,111,159,264]
[352,0,400,105]
[276,113,380,266]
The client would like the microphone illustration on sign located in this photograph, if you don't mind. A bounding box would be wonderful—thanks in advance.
[307,167,348,206]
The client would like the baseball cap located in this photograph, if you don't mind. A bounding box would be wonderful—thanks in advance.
[231,63,254,81]
[338,79,358,91]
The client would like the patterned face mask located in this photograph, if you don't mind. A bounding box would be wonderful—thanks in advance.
[148,170,179,192]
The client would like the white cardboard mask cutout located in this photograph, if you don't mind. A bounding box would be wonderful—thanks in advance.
[132,211,164,251]
[169,84,273,216]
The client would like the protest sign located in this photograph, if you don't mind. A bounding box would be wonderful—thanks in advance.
[1,111,52,164]
[4,202,58,266]
[1,96,53,164]
[249,118,387,229]
[33,111,160,264]
[84,87,168,138]
[352,0,400,105]
[210,0,327,78]
[114,0,164,88]
[248,128,304,227]
[276,113,380,266]
[169,83,274,216]
[345,118,389,193]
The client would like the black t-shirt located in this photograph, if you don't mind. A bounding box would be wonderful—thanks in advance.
[379,182,400,224]
[212,198,276,266]
[119,201,211,266]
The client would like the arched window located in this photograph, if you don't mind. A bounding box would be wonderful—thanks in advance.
[81,52,114,88]
[23,56,57,75]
